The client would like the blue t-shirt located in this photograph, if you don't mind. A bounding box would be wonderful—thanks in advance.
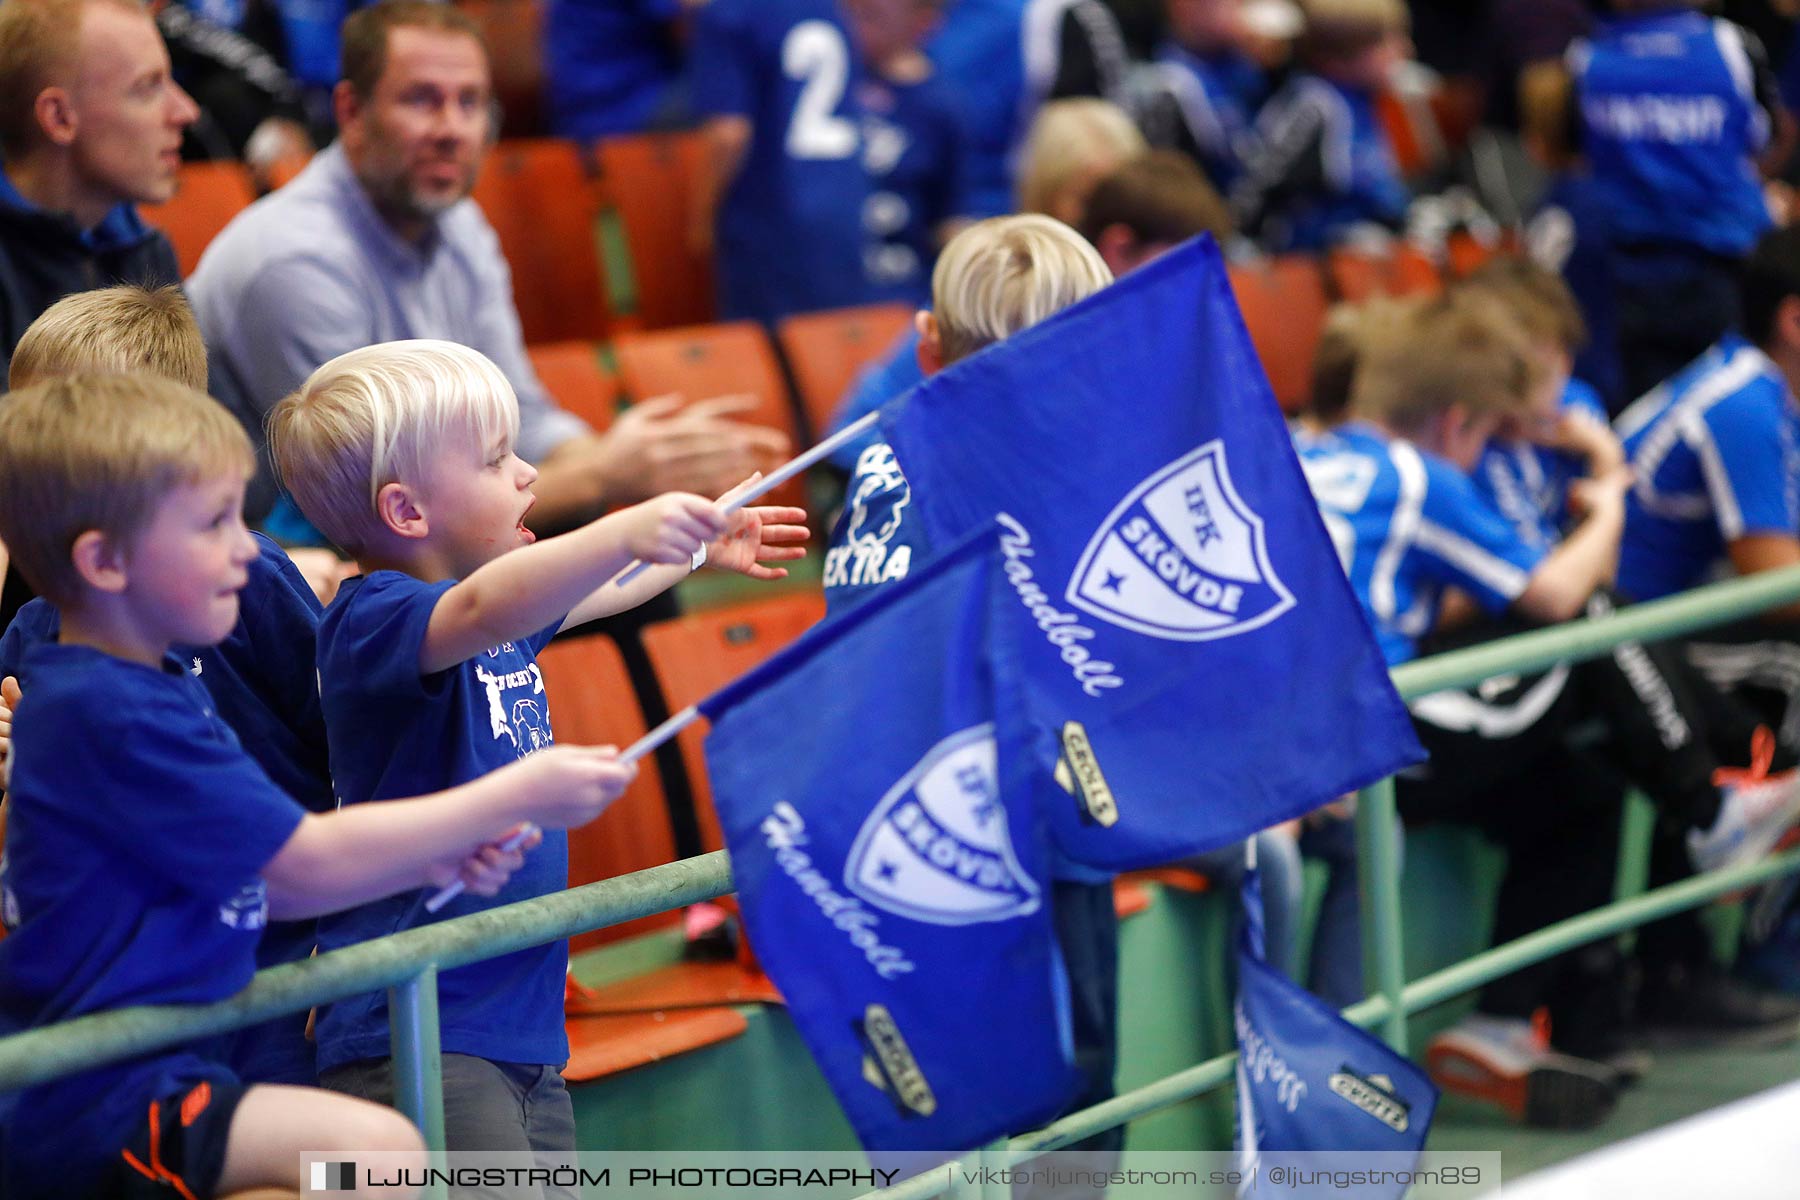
[860,71,968,305]
[1294,422,1547,665]
[690,0,876,323]
[0,643,305,1197]
[1617,335,1800,600]
[826,325,923,470]
[312,571,568,1071]
[1571,9,1774,257]
[545,0,684,139]
[1473,377,1611,548]
[1152,41,1267,188]
[823,441,932,614]
[0,533,328,1083]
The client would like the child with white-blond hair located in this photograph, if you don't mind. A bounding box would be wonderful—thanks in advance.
[268,339,807,1169]
[0,372,638,1199]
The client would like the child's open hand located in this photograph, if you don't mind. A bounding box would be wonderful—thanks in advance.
[618,493,729,566]
[705,474,809,580]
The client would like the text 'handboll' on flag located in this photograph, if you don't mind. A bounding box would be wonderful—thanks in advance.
[1233,866,1436,1198]
[699,528,1080,1162]
[882,236,1422,870]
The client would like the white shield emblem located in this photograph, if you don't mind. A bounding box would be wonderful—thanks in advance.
[1067,440,1294,640]
[844,725,1041,926]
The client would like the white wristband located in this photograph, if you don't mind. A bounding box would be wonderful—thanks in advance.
[690,544,708,572]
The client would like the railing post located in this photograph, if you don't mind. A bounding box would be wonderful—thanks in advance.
[1356,777,1409,1052]
[1613,790,1657,954]
[390,963,448,1200]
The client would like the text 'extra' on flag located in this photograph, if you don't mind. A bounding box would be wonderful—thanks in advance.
[881,235,1423,870]
[699,527,1080,1162]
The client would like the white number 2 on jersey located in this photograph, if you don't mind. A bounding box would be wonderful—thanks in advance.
[783,20,858,160]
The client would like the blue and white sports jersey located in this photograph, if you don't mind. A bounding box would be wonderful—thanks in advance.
[1230,74,1409,252]
[312,572,569,1073]
[823,441,931,614]
[860,72,967,305]
[1150,41,1267,188]
[1294,423,1546,665]
[1617,335,1800,600]
[691,0,875,322]
[1571,9,1775,257]
[1473,376,1611,548]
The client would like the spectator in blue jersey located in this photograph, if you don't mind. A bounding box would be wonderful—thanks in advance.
[544,0,696,140]
[1229,0,1413,251]
[0,285,340,1091]
[0,371,635,1200]
[268,340,806,1174]
[824,98,1147,470]
[1131,0,1273,190]
[851,0,971,305]
[925,0,1133,219]
[687,0,877,323]
[1544,0,1795,403]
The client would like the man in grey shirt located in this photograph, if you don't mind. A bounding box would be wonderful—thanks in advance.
[190,0,780,531]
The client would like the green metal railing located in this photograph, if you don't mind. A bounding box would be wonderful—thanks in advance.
[5,565,1800,1199]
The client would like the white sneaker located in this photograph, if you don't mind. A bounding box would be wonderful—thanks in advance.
[1426,1013,1618,1129]
[1689,771,1800,875]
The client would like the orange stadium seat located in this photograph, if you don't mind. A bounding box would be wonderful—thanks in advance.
[527,340,618,433]
[1228,255,1330,414]
[1326,245,1443,302]
[1445,231,1504,279]
[594,132,717,330]
[611,321,806,509]
[776,302,916,444]
[639,592,827,853]
[470,138,610,344]
[537,633,677,952]
[139,161,257,277]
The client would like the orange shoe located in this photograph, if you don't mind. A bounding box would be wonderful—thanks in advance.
[1426,1010,1618,1129]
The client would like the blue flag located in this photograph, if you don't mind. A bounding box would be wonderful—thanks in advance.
[1235,888,1437,1196]
[882,236,1423,869]
[701,529,1081,1160]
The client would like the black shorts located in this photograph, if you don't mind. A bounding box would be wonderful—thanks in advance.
[108,1076,248,1200]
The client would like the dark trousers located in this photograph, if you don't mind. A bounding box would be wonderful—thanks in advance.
[1612,247,1743,408]
[1399,595,1748,1029]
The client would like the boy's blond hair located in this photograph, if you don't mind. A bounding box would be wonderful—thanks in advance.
[1458,258,1588,355]
[1299,0,1408,61]
[0,373,253,608]
[9,285,208,391]
[1350,291,1541,434]
[1308,296,1410,424]
[1016,98,1147,218]
[268,339,521,555]
[931,215,1114,365]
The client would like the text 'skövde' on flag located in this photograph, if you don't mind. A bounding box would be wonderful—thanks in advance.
[882,235,1423,870]
[699,528,1080,1161]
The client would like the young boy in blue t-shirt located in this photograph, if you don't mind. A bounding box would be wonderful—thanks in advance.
[0,284,335,1090]
[0,373,641,1200]
[267,339,806,1162]
[1229,0,1412,251]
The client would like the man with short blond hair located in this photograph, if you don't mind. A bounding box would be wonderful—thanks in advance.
[191,0,781,534]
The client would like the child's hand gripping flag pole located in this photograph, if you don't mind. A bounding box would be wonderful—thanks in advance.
[881,235,1424,870]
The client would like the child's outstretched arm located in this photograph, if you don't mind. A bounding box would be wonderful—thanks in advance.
[420,493,728,674]
[560,476,808,628]
[263,743,636,919]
